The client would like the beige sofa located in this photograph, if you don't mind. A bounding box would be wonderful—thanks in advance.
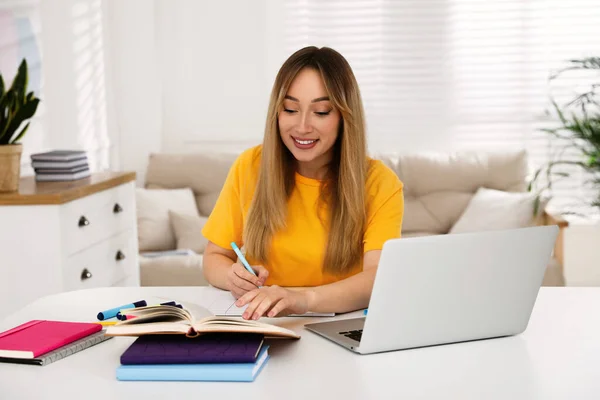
[137,149,567,287]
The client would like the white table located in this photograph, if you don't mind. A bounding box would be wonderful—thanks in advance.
[1,287,600,400]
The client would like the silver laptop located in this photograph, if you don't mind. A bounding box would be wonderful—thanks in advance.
[304,225,559,354]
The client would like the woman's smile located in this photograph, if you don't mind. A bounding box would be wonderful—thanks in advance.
[292,136,319,150]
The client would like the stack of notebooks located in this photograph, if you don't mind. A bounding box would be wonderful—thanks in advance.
[117,334,269,382]
[0,320,112,366]
[30,150,90,182]
[106,302,300,382]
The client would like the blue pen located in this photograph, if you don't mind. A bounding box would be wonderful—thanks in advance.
[364,309,368,315]
[97,300,147,321]
[230,242,260,284]
[116,301,178,320]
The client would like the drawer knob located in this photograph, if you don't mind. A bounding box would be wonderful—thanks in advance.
[78,216,90,227]
[113,203,123,214]
[116,250,126,261]
[80,268,92,281]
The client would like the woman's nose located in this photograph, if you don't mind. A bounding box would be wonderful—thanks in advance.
[296,113,313,134]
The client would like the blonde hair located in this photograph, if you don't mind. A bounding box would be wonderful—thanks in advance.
[244,46,368,276]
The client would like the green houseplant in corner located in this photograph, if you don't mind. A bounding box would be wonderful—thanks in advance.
[531,57,600,215]
[0,58,41,192]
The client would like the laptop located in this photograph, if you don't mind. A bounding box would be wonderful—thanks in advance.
[304,225,559,354]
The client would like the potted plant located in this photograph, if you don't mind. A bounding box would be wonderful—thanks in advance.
[0,58,41,192]
[530,57,600,215]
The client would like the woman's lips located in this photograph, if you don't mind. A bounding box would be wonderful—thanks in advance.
[293,136,318,150]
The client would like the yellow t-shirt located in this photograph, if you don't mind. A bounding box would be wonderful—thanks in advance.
[201,145,404,287]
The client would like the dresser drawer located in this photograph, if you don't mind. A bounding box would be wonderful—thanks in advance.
[61,182,136,256]
[63,229,138,291]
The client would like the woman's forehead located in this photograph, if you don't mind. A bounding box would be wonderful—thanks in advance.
[286,68,329,102]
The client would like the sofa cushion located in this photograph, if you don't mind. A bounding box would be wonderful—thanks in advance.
[169,210,209,254]
[449,187,539,234]
[136,188,200,251]
[145,152,238,217]
[376,150,529,234]
[401,231,440,238]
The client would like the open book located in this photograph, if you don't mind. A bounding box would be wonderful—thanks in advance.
[104,303,300,339]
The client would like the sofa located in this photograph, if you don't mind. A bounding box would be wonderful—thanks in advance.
[136,149,567,287]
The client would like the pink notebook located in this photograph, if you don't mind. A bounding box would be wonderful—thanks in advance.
[0,320,102,359]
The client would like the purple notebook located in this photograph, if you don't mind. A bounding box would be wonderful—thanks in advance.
[120,333,265,365]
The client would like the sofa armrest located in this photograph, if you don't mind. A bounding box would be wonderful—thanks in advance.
[539,210,569,268]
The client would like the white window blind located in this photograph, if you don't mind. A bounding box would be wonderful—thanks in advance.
[280,0,600,212]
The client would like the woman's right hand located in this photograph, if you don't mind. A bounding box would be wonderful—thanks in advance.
[227,263,269,299]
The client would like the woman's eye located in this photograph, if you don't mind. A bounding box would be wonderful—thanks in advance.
[283,108,297,114]
[315,111,330,116]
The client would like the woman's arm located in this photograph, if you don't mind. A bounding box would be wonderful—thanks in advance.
[303,250,380,313]
[202,242,237,290]
[236,250,381,319]
[203,241,269,298]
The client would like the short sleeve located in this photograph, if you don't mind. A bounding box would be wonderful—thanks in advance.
[363,164,404,253]
[201,155,245,250]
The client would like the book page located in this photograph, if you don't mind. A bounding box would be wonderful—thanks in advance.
[192,317,300,339]
[206,290,335,317]
[105,322,192,337]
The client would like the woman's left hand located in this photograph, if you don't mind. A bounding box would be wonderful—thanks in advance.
[235,286,310,320]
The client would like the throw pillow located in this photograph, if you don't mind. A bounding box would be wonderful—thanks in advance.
[169,210,209,254]
[136,188,199,251]
[449,187,542,234]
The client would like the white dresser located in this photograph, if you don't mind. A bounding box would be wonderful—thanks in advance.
[0,172,140,318]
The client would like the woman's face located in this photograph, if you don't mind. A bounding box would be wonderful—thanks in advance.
[278,68,341,171]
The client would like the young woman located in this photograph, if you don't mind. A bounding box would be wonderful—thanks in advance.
[202,46,404,320]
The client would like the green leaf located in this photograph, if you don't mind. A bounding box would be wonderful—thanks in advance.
[9,121,29,144]
[533,195,541,216]
[9,59,28,104]
[0,91,15,143]
[1,97,39,143]
[551,100,567,125]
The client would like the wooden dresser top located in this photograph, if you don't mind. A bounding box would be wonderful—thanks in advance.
[0,171,136,205]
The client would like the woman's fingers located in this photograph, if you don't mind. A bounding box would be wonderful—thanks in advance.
[236,288,261,308]
[250,295,278,320]
[231,263,260,291]
[241,291,267,320]
[253,265,270,286]
[229,281,250,299]
[267,298,291,318]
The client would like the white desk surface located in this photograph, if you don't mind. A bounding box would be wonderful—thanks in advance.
[1,286,599,400]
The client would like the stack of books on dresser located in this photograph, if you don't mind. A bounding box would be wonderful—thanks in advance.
[30,150,90,182]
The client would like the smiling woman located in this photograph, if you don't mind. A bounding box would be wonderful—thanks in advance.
[201,46,404,320]
[278,68,341,175]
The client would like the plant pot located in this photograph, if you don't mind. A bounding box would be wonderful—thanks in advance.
[0,144,23,192]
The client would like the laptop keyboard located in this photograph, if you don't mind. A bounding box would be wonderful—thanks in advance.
[339,329,363,342]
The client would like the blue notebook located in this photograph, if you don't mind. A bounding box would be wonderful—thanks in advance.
[116,345,269,382]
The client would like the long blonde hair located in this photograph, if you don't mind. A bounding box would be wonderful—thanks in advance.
[244,46,368,276]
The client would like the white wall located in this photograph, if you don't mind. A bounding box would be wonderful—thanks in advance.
[154,0,271,154]
[38,0,112,173]
[103,0,162,185]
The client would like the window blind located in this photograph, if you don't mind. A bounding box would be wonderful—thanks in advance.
[280,0,600,212]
